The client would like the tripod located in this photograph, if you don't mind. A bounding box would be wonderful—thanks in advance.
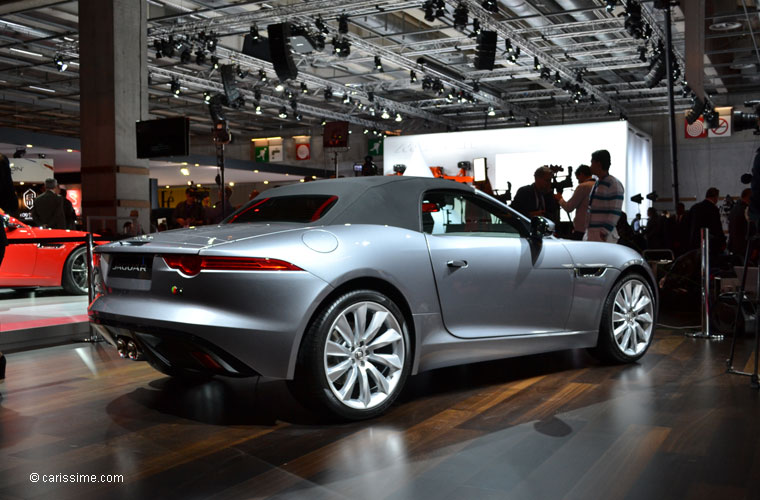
[725,222,760,389]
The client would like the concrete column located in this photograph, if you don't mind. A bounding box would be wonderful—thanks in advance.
[79,0,149,235]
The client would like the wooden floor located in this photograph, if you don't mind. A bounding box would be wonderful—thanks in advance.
[1,327,759,500]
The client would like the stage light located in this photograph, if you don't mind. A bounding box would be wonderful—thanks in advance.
[410,70,417,83]
[180,47,191,64]
[482,0,498,13]
[210,56,219,69]
[278,107,288,118]
[258,69,267,81]
[324,87,333,100]
[195,49,206,65]
[54,54,68,72]
[525,118,531,126]
[301,82,309,94]
[395,112,403,122]
[453,3,468,31]
[343,94,351,104]
[250,24,260,42]
[236,65,248,79]
[381,108,390,119]
[339,14,349,34]
[487,106,495,116]
[254,104,262,114]
[508,110,515,121]
[533,56,541,70]
[321,117,327,125]
[275,82,285,91]
[170,79,181,96]
[203,92,211,103]
[608,104,613,114]
[423,1,436,21]
[374,56,383,71]
[295,113,302,121]
[605,0,616,12]
[639,46,647,63]
[315,16,329,34]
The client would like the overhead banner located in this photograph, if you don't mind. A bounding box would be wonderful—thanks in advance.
[9,158,55,183]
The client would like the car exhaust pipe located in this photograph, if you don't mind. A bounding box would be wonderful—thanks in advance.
[116,338,128,358]
[126,340,143,361]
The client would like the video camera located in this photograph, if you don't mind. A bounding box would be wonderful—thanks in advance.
[548,165,574,193]
[733,100,760,135]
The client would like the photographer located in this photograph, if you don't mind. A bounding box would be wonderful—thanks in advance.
[511,166,554,221]
[173,188,205,228]
[555,164,594,240]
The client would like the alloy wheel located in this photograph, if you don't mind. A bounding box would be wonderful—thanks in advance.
[611,279,654,356]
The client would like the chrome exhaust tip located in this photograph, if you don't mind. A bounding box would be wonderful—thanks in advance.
[126,340,143,361]
[116,338,127,358]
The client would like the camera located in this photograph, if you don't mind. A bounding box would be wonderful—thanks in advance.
[393,164,406,174]
[733,101,760,135]
[548,165,574,193]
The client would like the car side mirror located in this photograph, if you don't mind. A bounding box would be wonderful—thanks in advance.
[529,216,555,239]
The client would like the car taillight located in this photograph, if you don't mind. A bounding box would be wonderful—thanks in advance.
[92,252,101,268]
[163,255,302,276]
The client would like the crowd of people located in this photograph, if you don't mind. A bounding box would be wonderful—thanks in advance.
[509,149,750,266]
[170,185,240,229]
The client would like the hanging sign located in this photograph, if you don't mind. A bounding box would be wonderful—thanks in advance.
[254,146,269,162]
[295,143,311,160]
[684,117,707,139]
[269,144,283,162]
[368,137,384,156]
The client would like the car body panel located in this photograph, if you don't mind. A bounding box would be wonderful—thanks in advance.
[88,176,657,382]
[0,215,95,288]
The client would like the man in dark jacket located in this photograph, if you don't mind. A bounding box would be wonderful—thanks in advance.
[31,178,66,229]
[59,187,77,229]
[728,188,751,260]
[688,187,726,255]
[511,166,554,220]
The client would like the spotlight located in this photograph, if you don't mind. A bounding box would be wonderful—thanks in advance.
[254,89,262,101]
[343,94,351,104]
[258,69,267,81]
[644,45,666,88]
[608,104,613,114]
[170,79,181,96]
[473,81,480,92]
[381,108,390,119]
[301,82,309,94]
[315,16,329,34]
[321,117,327,125]
[619,112,626,121]
[638,45,647,63]
[290,99,298,111]
[338,14,349,34]
[605,0,616,12]
[207,34,217,52]
[210,55,219,69]
[410,70,417,83]
[508,110,515,121]
[423,1,436,22]
[472,19,481,36]
[554,71,562,84]
[363,128,369,134]
[254,103,262,114]
[395,112,403,122]
[295,113,303,121]
[203,91,211,103]
[525,117,531,127]
[374,55,383,71]
[623,1,645,39]
[180,48,191,64]
[482,0,498,13]
[54,54,68,72]
[630,193,643,204]
[236,65,248,79]
[250,24,260,42]
[505,38,513,53]
[324,87,333,100]
[275,82,285,91]
[278,107,288,118]
[435,0,446,18]
[13,147,25,158]
[487,106,495,116]
[453,3,468,31]
[533,56,540,70]
[195,49,206,65]
[153,39,163,58]
[685,95,706,125]
[368,91,375,102]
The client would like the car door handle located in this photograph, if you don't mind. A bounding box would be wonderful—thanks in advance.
[447,260,468,268]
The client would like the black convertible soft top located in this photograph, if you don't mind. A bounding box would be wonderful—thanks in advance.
[241,176,482,231]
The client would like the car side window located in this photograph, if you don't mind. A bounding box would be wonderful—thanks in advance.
[421,191,524,237]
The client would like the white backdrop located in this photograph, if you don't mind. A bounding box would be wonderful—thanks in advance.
[384,121,652,220]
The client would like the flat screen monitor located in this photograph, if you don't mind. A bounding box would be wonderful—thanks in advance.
[353,163,363,172]
[136,117,190,158]
[473,157,487,182]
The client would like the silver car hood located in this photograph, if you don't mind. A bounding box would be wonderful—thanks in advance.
[97,223,306,254]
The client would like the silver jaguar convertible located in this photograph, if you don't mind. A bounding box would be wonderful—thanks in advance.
[89,176,657,420]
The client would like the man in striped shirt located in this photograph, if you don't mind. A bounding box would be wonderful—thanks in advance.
[585,149,624,243]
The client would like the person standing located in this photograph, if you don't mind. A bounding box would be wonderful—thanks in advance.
[728,188,751,260]
[172,188,204,228]
[0,153,16,384]
[555,164,595,240]
[511,166,554,219]
[59,187,77,229]
[586,149,624,242]
[31,178,66,229]
[688,187,726,256]
[208,186,234,224]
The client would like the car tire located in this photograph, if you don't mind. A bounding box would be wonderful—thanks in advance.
[590,273,656,364]
[290,289,412,420]
[62,246,89,295]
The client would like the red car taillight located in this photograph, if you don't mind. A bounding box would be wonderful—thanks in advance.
[162,255,302,276]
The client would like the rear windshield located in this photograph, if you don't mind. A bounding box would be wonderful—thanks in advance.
[226,195,338,224]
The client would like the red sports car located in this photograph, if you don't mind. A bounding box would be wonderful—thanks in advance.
[1,215,99,295]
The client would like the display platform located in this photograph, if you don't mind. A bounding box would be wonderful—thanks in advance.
[0,289,90,352]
